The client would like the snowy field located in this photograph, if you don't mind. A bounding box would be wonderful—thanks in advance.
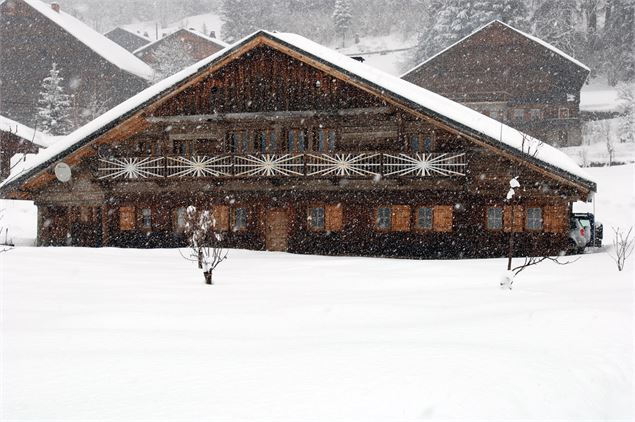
[1,165,634,421]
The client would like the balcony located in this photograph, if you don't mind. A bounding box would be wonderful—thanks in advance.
[96,152,467,180]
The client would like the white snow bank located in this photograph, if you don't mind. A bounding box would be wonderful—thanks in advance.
[0,247,631,421]
[0,30,594,190]
[23,0,154,80]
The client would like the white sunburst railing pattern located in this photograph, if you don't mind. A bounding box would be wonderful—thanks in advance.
[383,153,467,177]
[96,152,467,180]
[306,153,381,176]
[97,156,165,179]
[166,155,232,178]
[234,154,305,177]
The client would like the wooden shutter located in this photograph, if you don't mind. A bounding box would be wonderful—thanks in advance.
[325,204,343,231]
[392,205,411,232]
[212,205,229,231]
[543,204,568,233]
[119,206,135,231]
[503,205,524,232]
[433,205,453,232]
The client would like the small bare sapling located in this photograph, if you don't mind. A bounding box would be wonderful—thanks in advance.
[609,226,634,271]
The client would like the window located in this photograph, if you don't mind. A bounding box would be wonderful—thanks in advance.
[175,207,187,231]
[308,207,325,229]
[287,129,307,152]
[233,207,247,231]
[529,109,542,120]
[526,207,542,230]
[142,208,152,229]
[316,128,336,152]
[138,141,155,156]
[513,109,525,122]
[559,108,570,119]
[487,207,503,230]
[172,140,191,156]
[407,133,434,153]
[227,130,249,153]
[377,207,391,229]
[416,207,433,229]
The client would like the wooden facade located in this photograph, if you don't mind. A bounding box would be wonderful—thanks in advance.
[0,124,40,180]
[0,0,151,129]
[134,28,226,69]
[402,21,590,147]
[0,32,595,258]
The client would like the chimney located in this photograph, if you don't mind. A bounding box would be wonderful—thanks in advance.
[51,2,60,13]
[209,30,216,39]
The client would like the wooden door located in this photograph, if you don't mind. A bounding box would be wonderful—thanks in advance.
[265,209,288,251]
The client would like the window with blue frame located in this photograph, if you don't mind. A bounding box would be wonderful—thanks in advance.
[233,207,248,231]
[416,207,433,229]
[377,207,392,229]
[309,207,325,229]
[526,207,542,230]
[287,129,307,152]
[316,128,336,152]
[407,133,434,153]
[486,207,503,230]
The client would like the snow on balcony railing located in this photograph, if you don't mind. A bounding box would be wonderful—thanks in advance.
[96,152,467,180]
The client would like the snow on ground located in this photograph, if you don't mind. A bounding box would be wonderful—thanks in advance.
[580,77,625,113]
[1,164,633,421]
[1,246,632,421]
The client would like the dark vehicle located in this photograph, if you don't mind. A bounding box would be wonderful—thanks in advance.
[570,212,603,251]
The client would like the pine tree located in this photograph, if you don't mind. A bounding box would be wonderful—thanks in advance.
[36,63,73,135]
[333,0,353,47]
[493,0,530,31]
[532,0,583,57]
[221,0,259,43]
[152,38,196,82]
[602,0,634,85]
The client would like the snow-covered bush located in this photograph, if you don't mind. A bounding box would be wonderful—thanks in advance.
[36,63,73,135]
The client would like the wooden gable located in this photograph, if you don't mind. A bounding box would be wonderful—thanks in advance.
[151,45,387,117]
[2,32,593,199]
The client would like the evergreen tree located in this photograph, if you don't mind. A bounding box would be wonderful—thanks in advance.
[532,0,583,57]
[333,0,353,47]
[493,0,530,31]
[36,63,73,135]
[602,0,634,85]
[152,38,196,82]
[221,0,260,43]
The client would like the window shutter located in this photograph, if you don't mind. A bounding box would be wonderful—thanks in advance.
[119,206,135,231]
[503,205,524,232]
[392,205,411,232]
[433,205,453,232]
[212,205,229,231]
[325,204,343,231]
[543,204,568,233]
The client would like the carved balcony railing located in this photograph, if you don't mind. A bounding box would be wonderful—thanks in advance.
[96,152,467,180]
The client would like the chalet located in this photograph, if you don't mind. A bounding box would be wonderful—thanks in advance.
[104,27,151,52]
[134,28,228,71]
[0,114,57,181]
[0,0,154,130]
[402,21,590,147]
[0,31,596,258]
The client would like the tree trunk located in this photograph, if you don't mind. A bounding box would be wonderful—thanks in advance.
[507,206,515,270]
[204,270,212,285]
[198,249,203,269]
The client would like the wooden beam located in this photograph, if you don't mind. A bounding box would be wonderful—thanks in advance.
[146,107,393,123]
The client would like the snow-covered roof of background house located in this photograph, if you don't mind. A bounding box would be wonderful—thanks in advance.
[402,20,590,78]
[132,28,228,56]
[0,30,595,192]
[0,115,61,148]
[18,0,154,81]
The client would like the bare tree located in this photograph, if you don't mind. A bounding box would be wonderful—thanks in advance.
[501,255,579,289]
[609,226,634,271]
[180,205,228,285]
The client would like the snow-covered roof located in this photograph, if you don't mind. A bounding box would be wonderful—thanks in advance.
[0,115,61,148]
[132,28,228,56]
[402,20,590,78]
[105,26,150,40]
[19,0,154,81]
[0,30,595,192]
